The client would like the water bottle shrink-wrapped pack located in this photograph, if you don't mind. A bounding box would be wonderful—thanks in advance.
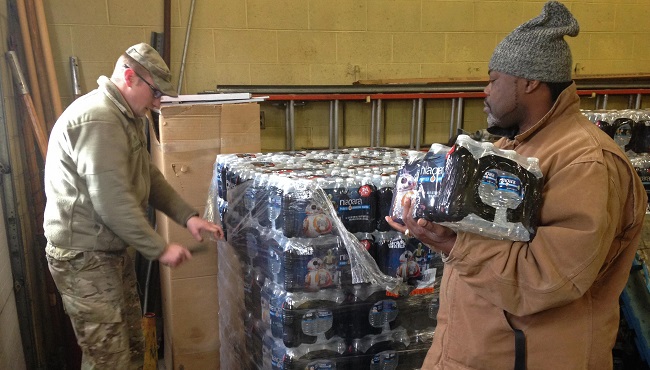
[390,135,544,242]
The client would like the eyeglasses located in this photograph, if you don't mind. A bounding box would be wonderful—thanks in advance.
[124,65,164,99]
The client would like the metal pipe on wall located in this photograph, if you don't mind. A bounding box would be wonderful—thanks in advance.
[375,99,382,147]
[449,98,457,138]
[415,98,424,151]
[289,100,295,151]
[370,100,376,147]
[285,102,291,150]
[456,97,465,135]
[409,100,416,149]
[69,56,82,100]
[329,101,334,149]
[177,0,196,95]
[333,100,340,149]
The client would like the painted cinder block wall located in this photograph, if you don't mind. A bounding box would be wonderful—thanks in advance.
[44,0,650,151]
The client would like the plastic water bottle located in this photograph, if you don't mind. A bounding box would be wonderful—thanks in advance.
[267,175,285,231]
[493,150,523,225]
[478,142,498,206]
[478,169,498,205]
[376,175,396,232]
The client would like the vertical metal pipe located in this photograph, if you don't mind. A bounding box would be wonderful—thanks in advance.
[375,99,382,147]
[410,99,416,149]
[289,100,295,151]
[285,102,291,150]
[456,97,465,134]
[602,94,609,110]
[595,95,601,110]
[334,100,340,149]
[636,94,643,109]
[177,0,196,95]
[449,98,457,139]
[370,100,376,147]
[69,56,82,100]
[416,98,424,151]
[628,95,635,110]
[329,101,334,149]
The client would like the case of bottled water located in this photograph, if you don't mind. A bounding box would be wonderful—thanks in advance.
[389,136,544,242]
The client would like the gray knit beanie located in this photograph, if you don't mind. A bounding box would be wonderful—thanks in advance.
[488,1,579,82]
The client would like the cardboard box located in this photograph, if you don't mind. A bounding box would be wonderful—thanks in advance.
[152,102,261,207]
[151,102,261,370]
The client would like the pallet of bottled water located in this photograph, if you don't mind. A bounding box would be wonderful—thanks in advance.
[206,147,443,370]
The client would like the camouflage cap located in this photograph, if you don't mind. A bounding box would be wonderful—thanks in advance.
[126,43,177,97]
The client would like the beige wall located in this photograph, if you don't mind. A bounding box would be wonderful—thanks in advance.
[44,0,650,151]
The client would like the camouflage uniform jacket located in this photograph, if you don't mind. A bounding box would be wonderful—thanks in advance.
[44,76,197,260]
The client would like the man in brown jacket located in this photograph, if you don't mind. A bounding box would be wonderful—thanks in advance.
[388,2,647,369]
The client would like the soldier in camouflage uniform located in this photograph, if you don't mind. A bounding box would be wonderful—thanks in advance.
[44,43,224,369]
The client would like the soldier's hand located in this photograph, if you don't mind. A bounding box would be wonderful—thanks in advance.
[186,216,224,241]
[159,243,192,267]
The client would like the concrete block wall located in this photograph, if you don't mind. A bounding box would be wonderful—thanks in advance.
[43,0,650,150]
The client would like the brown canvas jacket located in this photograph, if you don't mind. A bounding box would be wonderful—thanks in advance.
[422,83,647,369]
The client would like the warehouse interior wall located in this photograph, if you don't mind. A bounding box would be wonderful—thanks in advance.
[41,0,650,152]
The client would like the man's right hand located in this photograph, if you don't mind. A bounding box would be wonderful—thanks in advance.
[159,243,192,267]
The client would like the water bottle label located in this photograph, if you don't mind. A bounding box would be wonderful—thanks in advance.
[386,237,426,282]
[369,299,399,327]
[410,240,433,277]
[385,237,407,278]
[337,183,377,232]
[303,201,335,237]
[370,351,398,369]
[481,170,497,187]
[285,188,335,238]
[305,360,336,370]
[498,175,522,196]
[289,238,350,291]
[270,304,283,337]
[303,256,333,290]
[301,309,334,336]
[391,167,418,223]
[269,248,282,275]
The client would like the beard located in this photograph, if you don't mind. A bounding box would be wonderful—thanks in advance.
[487,113,499,129]
[485,105,520,138]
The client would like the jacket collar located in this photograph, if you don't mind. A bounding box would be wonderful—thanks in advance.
[97,76,137,120]
[515,82,579,144]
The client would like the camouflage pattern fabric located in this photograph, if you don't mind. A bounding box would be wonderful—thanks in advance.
[47,249,145,370]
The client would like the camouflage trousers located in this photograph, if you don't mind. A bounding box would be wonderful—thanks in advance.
[47,249,145,370]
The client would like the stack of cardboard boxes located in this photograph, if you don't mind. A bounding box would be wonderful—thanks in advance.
[151,102,261,369]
